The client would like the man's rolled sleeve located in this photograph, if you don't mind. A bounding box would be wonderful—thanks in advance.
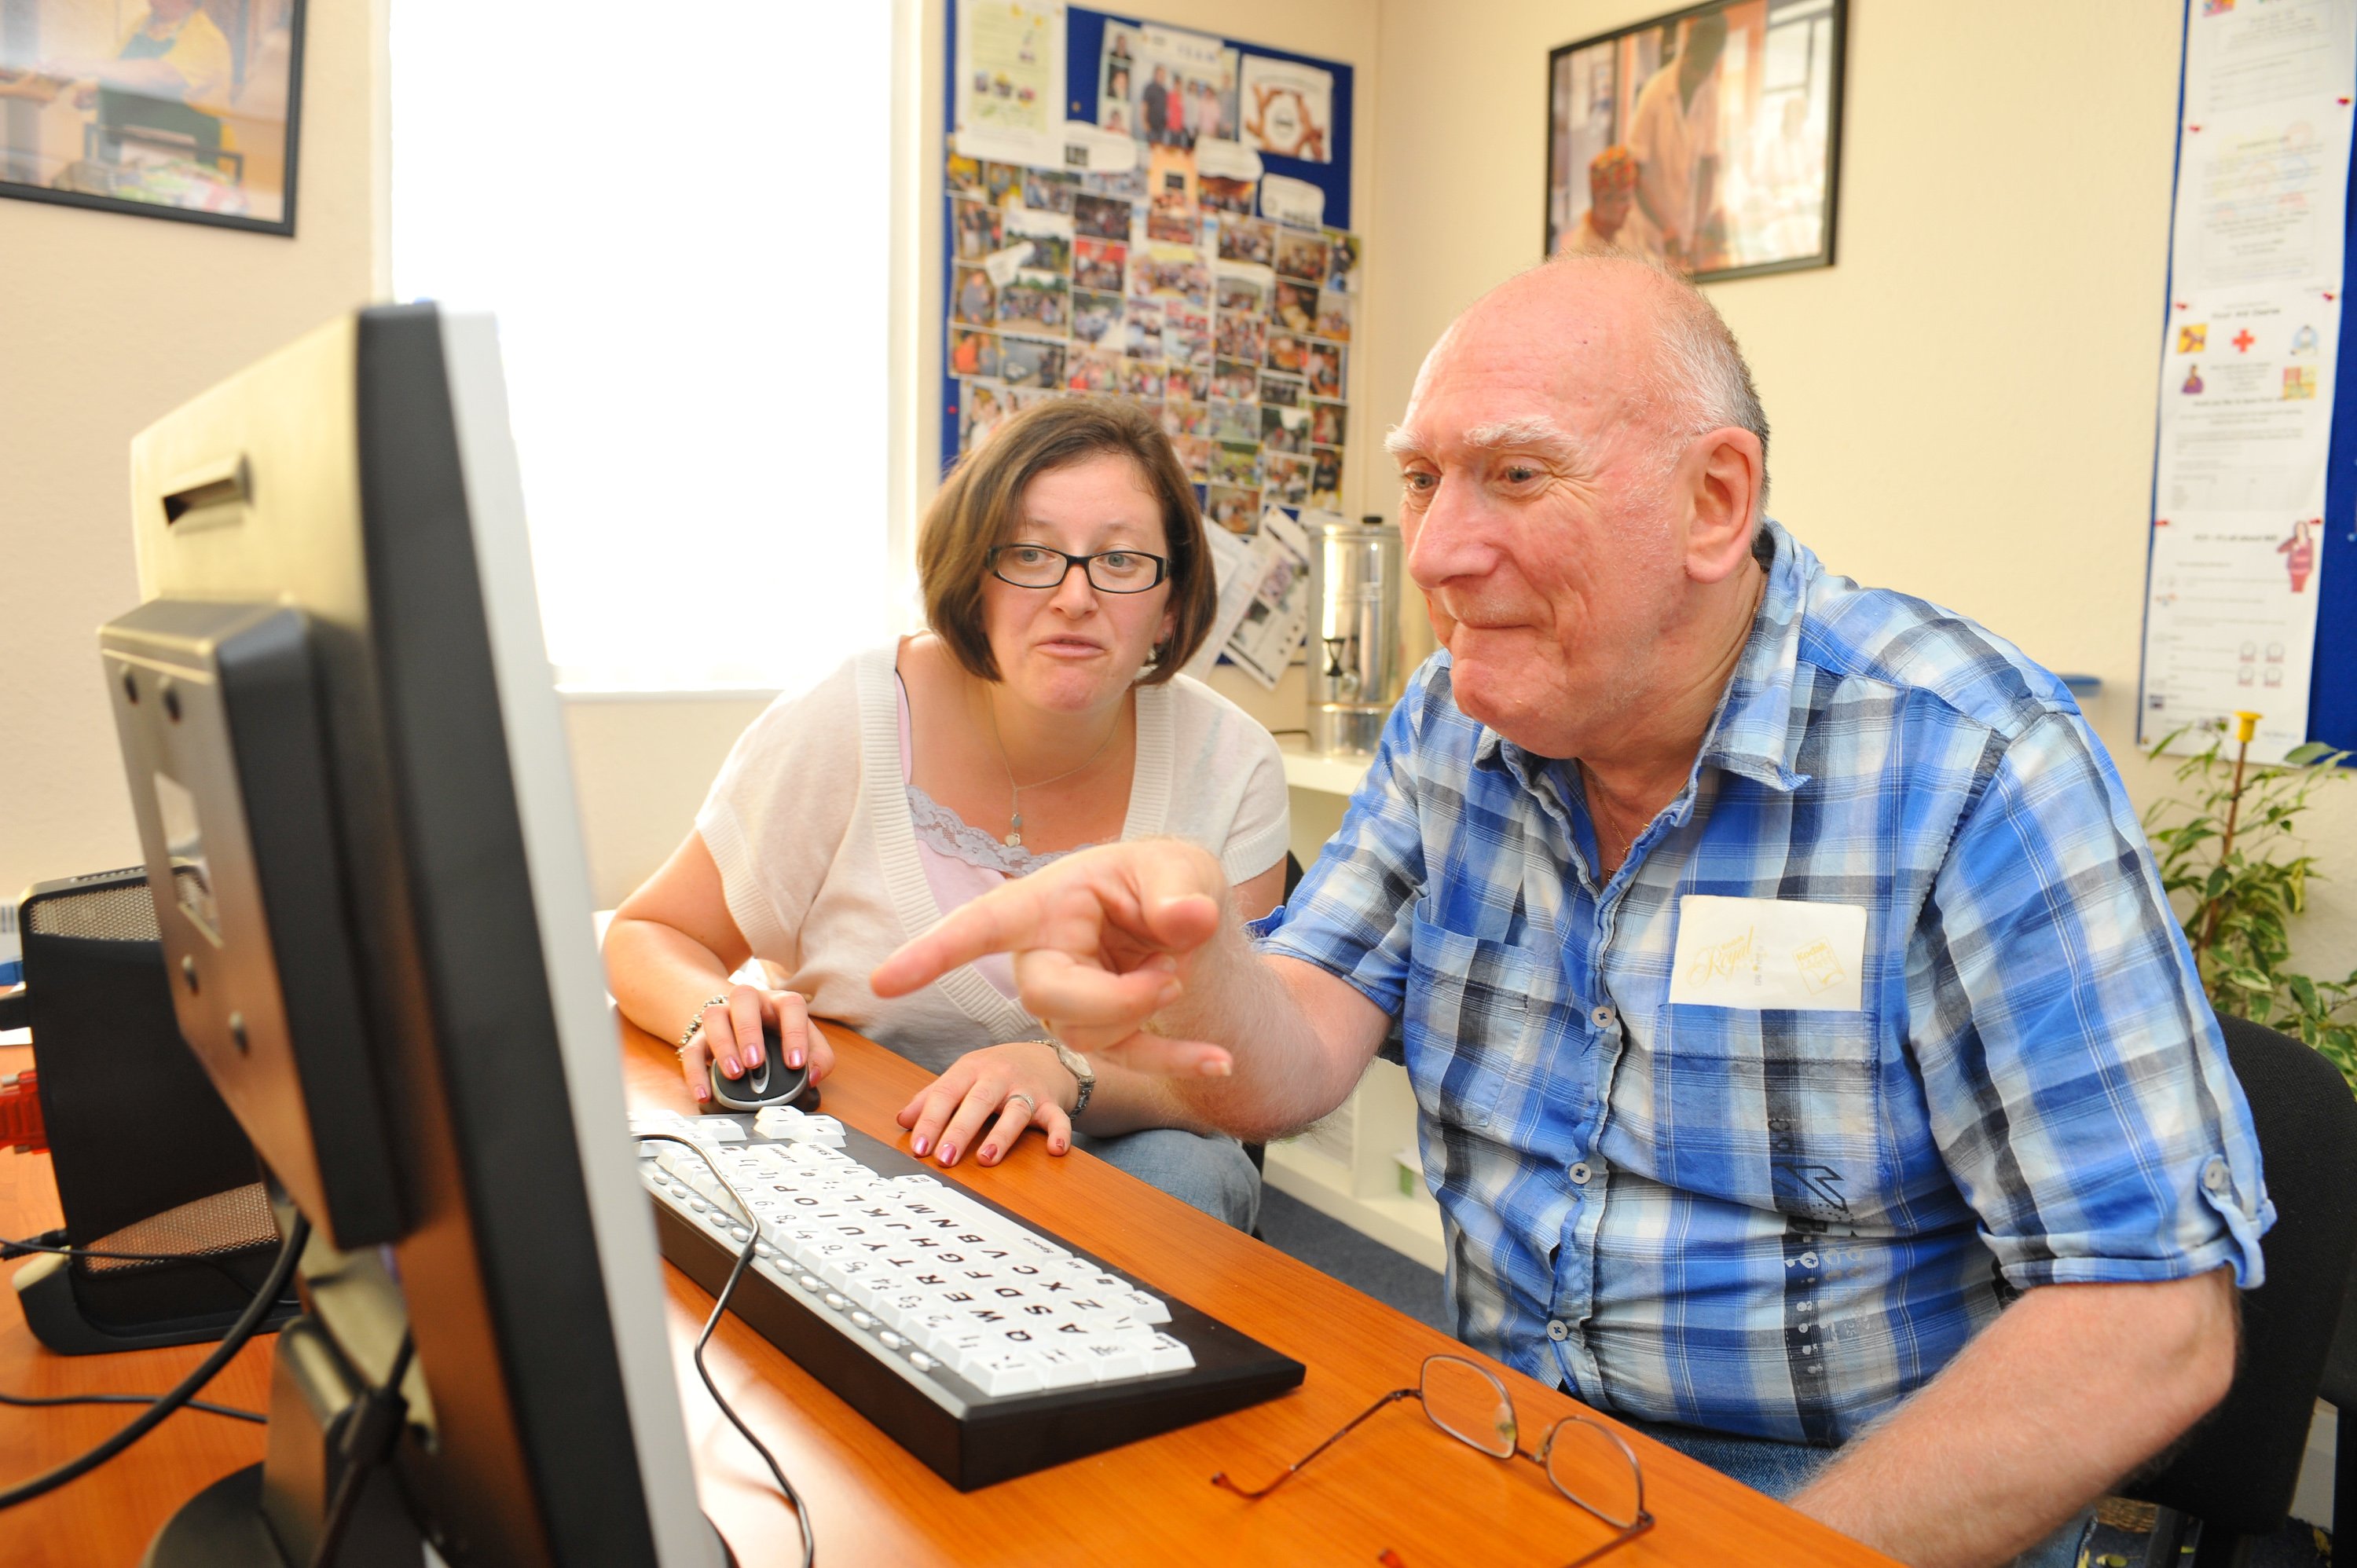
[1910,712,2271,1291]
[1248,665,1436,1017]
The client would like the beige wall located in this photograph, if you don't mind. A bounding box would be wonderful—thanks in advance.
[1365,0,2357,965]
[566,0,1381,909]
[0,0,383,907]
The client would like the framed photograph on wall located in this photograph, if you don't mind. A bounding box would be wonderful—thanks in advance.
[1546,0,1842,284]
[0,0,306,234]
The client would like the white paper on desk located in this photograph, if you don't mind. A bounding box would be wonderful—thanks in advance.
[2139,0,2356,762]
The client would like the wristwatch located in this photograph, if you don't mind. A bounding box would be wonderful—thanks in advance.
[1046,1039,1095,1118]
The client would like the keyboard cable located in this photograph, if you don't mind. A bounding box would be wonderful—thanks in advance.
[638,1132,817,1568]
[0,1210,310,1511]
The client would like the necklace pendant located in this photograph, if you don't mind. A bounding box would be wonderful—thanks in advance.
[1005,831,1022,847]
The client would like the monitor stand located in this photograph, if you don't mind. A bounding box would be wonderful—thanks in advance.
[142,1464,739,1567]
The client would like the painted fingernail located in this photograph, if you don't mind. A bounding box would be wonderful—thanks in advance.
[788,1050,804,1068]
[938,1144,957,1166]
[912,1136,929,1156]
[981,1145,997,1163]
[1052,1139,1068,1153]
[746,1041,764,1065]
[694,1083,709,1103]
[723,1056,740,1077]
[1199,1057,1231,1077]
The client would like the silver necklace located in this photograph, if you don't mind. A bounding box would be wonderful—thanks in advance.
[985,691,1124,847]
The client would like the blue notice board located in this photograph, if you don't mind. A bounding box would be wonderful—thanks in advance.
[939,5,1358,480]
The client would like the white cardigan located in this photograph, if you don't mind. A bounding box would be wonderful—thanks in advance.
[697,645,1291,1074]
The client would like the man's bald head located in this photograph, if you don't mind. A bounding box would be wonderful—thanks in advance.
[1397,252,1770,522]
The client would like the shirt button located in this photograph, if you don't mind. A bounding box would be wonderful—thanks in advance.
[1589,1005,1618,1030]
[1546,1319,1570,1342]
[1568,1161,1592,1185]
[2202,1157,2232,1196]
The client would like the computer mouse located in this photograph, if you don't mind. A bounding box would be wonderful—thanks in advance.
[706,1025,814,1112]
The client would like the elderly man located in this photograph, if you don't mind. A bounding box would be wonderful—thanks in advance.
[877,255,2265,1568]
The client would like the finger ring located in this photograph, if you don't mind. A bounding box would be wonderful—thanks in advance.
[1006,1093,1037,1114]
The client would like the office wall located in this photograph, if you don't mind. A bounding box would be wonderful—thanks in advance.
[564,0,1381,909]
[1365,0,2357,964]
[0,0,383,907]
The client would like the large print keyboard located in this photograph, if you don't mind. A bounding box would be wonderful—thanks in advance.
[632,1105,1304,1490]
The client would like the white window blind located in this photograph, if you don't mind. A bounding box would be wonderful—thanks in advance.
[389,2,894,693]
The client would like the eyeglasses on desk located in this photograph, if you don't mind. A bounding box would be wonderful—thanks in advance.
[1212,1352,1655,1568]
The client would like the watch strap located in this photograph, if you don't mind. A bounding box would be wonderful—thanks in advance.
[1048,1039,1094,1118]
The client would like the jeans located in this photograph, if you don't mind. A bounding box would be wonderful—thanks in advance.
[1067,1127,1261,1232]
[1617,1417,2097,1568]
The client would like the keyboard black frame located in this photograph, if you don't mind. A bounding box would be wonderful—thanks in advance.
[647,1119,1307,1489]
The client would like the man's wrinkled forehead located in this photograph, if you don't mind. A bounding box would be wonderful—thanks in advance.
[1398,277,1652,458]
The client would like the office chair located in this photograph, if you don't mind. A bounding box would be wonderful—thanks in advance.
[2124,1013,2357,1567]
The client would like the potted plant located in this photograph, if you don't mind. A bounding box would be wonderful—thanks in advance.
[2144,712,2357,1094]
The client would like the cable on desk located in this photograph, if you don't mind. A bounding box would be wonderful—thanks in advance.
[0,1211,309,1511]
[1,1226,294,1269]
[638,1132,817,1568]
[1,1227,307,1309]
[0,1387,263,1423]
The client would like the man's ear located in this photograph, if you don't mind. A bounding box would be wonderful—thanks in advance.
[1684,427,1765,584]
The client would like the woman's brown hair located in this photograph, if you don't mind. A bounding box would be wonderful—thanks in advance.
[919,397,1218,684]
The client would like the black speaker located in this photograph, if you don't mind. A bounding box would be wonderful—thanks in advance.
[10,867,295,1353]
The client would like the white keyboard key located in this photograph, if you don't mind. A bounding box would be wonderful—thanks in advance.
[1118,1289,1171,1325]
[1029,1345,1094,1390]
[1076,1336,1149,1382]
[1143,1332,1195,1375]
[972,1353,1046,1398]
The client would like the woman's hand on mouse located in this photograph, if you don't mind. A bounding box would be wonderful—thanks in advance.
[895,1042,1076,1169]
[682,985,834,1104]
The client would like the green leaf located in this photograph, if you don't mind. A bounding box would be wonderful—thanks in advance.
[2226,967,2275,994]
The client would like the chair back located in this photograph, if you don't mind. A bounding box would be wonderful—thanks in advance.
[2125,1013,2357,1533]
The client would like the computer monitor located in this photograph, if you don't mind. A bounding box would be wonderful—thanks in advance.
[99,306,724,1566]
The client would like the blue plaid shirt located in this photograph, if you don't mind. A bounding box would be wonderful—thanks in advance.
[1253,522,2270,1444]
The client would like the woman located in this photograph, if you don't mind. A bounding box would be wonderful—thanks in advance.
[604,398,1289,1229]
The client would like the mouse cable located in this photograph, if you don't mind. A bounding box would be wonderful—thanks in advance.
[0,1211,308,1511]
[307,1328,416,1568]
[0,1387,262,1423]
[637,1133,816,1568]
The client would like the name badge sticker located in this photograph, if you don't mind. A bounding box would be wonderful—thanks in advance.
[1666,895,1868,1012]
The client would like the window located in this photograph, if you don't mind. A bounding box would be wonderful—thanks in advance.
[390,2,895,692]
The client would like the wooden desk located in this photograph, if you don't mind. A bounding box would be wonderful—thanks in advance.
[625,1021,1894,1568]
[0,1031,1893,1566]
[0,1045,271,1568]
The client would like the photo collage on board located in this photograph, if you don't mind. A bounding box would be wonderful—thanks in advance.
[948,23,1358,538]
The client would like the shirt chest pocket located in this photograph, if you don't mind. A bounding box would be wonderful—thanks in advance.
[1402,909,1549,1134]
[1647,1004,1893,1225]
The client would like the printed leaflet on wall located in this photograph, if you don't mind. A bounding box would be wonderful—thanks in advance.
[2140,0,2357,760]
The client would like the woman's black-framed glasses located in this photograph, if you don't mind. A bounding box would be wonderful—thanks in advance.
[1212,1354,1655,1568]
[988,544,1168,593]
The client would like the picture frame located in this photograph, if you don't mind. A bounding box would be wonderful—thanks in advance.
[0,0,306,236]
[1546,0,1843,284]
